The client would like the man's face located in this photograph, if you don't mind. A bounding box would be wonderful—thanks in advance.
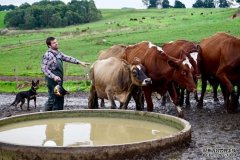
[49,39,58,50]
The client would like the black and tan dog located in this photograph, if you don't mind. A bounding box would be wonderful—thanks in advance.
[10,80,39,110]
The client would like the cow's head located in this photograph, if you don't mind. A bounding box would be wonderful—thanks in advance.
[185,46,201,80]
[167,57,196,92]
[129,58,152,86]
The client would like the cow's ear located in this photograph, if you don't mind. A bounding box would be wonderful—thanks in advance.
[121,60,131,71]
[168,60,180,69]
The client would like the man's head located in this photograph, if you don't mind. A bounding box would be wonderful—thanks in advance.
[46,37,58,50]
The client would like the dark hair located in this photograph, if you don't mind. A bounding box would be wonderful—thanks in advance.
[46,37,55,48]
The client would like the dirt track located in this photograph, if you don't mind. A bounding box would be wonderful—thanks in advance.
[0,92,239,160]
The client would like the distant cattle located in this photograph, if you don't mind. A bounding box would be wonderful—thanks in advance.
[88,57,151,109]
[198,32,240,113]
[161,40,200,107]
[130,18,138,21]
[232,14,237,19]
[123,41,196,117]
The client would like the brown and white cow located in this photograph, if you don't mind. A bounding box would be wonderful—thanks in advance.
[198,32,240,113]
[88,57,151,109]
[123,41,197,117]
[161,40,200,107]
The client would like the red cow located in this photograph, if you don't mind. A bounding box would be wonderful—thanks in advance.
[198,32,240,113]
[123,41,197,117]
[161,40,200,107]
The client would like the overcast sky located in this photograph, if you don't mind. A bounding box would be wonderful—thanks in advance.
[0,0,195,8]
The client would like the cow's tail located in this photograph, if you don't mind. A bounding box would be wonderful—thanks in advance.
[196,44,202,60]
[194,44,203,102]
[88,85,99,109]
[88,64,98,109]
[89,63,95,86]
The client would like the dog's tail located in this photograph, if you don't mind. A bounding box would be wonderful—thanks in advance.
[9,98,17,107]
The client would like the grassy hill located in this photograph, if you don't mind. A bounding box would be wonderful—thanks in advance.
[0,8,239,92]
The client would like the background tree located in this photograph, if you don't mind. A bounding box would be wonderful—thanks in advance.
[173,0,186,8]
[162,0,172,8]
[19,3,31,9]
[204,0,215,8]
[142,0,162,8]
[192,0,205,8]
[4,0,102,29]
[236,0,240,4]
[0,4,16,11]
[218,0,229,7]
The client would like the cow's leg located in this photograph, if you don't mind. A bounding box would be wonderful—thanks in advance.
[185,90,191,108]
[88,85,99,109]
[220,83,227,108]
[161,94,167,106]
[193,79,199,102]
[100,99,105,108]
[237,84,240,107]
[119,102,124,109]
[194,91,199,102]
[168,84,183,117]
[219,81,235,113]
[212,83,219,102]
[143,87,153,112]
[106,89,117,109]
[122,88,135,110]
[132,87,145,110]
[216,69,233,94]
[230,88,238,113]
[197,76,207,108]
[216,69,235,113]
[179,88,184,107]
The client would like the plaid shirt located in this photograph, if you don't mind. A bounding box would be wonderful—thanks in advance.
[41,48,80,79]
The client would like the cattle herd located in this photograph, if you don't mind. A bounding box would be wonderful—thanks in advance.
[88,32,240,118]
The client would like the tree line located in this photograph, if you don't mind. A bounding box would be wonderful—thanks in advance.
[142,0,240,8]
[4,0,102,29]
[0,5,16,11]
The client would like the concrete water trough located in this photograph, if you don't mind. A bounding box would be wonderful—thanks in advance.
[0,109,191,160]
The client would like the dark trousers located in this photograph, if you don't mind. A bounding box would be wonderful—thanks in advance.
[44,77,64,111]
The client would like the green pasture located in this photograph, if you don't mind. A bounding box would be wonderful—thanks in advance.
[0,8,239,92]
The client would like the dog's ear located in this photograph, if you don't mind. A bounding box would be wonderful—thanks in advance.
[32,80,34,85]
[36,80,39,84]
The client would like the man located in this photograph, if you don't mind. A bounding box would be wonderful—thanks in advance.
[41,37,89,111]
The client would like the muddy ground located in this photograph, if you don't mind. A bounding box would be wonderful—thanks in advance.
[0,92,239,160]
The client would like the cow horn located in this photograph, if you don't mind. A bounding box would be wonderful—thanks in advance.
[132,57,141,65]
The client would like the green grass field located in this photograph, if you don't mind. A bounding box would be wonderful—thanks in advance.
[0,8,239,92]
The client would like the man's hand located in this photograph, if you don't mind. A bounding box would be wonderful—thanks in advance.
[78,61,90,67]
[54,76,61,82]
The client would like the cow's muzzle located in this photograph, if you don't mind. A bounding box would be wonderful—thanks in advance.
[142,78,152,86]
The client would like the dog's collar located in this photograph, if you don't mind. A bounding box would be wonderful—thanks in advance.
[30,87,37,92]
